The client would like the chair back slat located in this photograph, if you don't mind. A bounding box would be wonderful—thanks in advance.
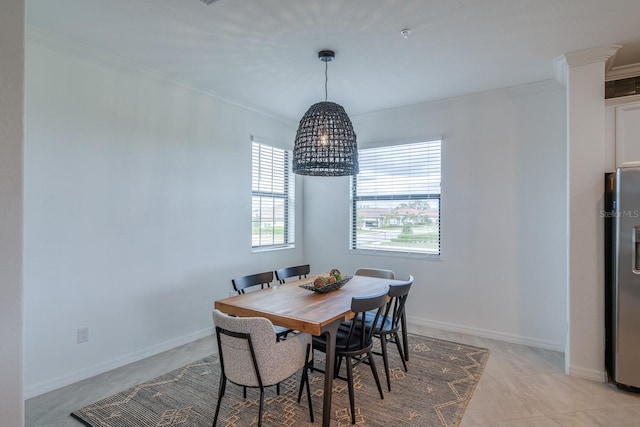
[232,271,274,294]
[355,267,395,280]
[275,264,310,283]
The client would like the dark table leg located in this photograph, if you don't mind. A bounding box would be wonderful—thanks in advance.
[320,320,341,427]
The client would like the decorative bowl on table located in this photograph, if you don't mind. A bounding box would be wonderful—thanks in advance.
[299,269,352,293]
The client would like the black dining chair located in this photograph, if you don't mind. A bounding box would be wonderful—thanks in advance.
[354,268,410,363]
[231,271,292,341]
[369,275,413,391]
[312,289,388,425]
[275,264,310,284]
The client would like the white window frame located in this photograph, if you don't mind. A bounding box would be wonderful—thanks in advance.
[251,140,295,251]
[350,139,441,258]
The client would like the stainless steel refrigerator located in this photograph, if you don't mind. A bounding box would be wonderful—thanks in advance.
[605,167,640,391]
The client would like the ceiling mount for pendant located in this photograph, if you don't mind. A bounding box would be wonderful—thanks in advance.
[318,50,335,62]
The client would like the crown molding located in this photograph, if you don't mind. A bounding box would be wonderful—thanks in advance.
[352,79,562,119]
[606,63,640,82]
[564,44,622,68]
[553,44,622,86]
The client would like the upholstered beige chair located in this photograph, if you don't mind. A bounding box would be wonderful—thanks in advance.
[355,267,395,279]
[212,309,313,427]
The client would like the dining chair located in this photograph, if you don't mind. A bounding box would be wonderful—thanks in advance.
[212,309,314,427]
[354,267,395,280]
[312,289,388,425]
[275,264,310,284]
[231,271,292,340]
[232,271,275,294]
[354,267,410,362]
[369,275,413,391]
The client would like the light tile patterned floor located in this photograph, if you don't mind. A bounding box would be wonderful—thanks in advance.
[25,326,640,426]
[411,325,640,427]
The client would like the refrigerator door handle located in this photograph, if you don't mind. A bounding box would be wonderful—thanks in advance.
[634,226,640,274]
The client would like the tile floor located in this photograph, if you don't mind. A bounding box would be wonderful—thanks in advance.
[25,325,640,426]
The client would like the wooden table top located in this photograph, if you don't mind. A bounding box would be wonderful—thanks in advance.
[214,274,401,336]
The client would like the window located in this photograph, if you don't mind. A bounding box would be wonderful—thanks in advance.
[351,140,441,256]
[252,141,295,250]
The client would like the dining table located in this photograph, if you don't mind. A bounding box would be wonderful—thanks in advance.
[214,273,405,427]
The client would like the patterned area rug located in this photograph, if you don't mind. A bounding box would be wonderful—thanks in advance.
[71,334,488,427]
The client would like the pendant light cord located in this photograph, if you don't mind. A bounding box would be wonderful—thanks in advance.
[325,60,328,102]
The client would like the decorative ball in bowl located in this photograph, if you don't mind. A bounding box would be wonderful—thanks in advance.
[299,269,351,293]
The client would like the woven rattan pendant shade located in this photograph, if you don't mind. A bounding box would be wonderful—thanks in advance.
[293,50,358,176]
[293,101,358,176]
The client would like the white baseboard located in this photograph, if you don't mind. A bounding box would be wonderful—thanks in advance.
[24,327,214,400]
[567,364,608,383]
[407,316,566,352]
[25,319,602,399]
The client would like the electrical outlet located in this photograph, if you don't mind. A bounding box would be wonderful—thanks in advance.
[77,327,89,343]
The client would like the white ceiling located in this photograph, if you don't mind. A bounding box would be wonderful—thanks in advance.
[26,0,640,121]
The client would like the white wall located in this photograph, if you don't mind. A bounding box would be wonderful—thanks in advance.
[23,37,302,397]
[304,81,568,350]
[0,0,24,425]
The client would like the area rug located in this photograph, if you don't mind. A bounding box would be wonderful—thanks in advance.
[71,334,488,427]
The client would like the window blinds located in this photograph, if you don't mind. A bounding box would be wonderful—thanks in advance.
[351,140,441,255]
[251,142,294,249]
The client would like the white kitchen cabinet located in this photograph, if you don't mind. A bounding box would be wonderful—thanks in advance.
[616,101,640,168]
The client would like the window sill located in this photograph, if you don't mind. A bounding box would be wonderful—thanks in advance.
[349,249,440,260]
[252,244,295,254]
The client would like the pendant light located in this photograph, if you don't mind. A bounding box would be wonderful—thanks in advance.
[293,50,359,176]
